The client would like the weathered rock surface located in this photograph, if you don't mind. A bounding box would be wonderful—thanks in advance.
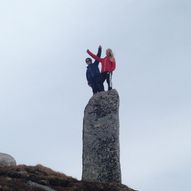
[0,153,16,167]
[82,89,121,183]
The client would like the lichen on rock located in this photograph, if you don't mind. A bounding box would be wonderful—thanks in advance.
[82,89,121,183]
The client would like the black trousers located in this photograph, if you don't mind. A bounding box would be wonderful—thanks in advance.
[101,72,113,90]
[91,75,104,94]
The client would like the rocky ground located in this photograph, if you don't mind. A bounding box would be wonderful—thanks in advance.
[0,165,136,191]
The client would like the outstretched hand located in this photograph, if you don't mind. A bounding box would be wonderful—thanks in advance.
[87,49,89,53]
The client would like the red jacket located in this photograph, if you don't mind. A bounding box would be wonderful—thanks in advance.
[87,50,116,73]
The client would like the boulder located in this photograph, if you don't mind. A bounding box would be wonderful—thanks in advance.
[0,153,16,167]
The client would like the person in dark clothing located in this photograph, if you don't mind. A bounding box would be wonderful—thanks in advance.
[87,48,116,91]
[85,46,104,94]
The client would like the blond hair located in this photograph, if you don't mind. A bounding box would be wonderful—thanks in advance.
[106,48,115,62]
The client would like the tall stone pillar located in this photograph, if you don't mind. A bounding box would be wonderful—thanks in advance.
[82,89,121,183]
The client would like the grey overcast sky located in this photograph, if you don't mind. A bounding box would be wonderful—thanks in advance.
[0,0,191,190]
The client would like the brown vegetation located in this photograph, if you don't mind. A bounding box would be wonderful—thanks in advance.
[0,165,136,191]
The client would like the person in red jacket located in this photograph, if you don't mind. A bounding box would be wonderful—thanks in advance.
[87,47,116,90]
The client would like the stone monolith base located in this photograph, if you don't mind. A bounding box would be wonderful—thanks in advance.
[82,89,121,183]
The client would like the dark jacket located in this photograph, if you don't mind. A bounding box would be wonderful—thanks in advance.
[86,47,102,86]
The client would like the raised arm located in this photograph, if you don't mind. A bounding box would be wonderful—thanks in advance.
[87,49,102,62]
[97,45,102,57]
[94,46,102,65]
